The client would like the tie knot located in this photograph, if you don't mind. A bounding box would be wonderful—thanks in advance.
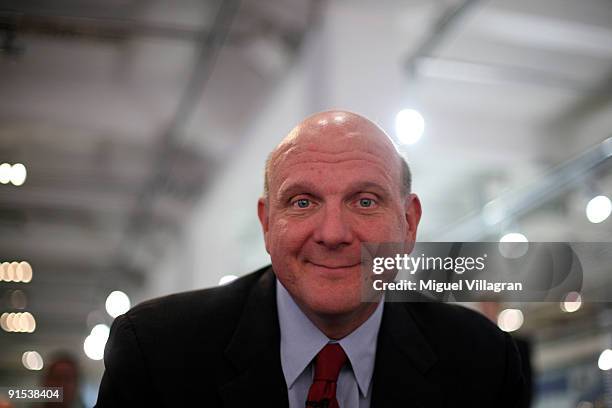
[314,343,347,382]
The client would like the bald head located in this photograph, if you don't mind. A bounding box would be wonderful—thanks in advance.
[263,110,411,200]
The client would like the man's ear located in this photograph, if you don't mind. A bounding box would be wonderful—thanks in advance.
[405,193,422,244]
[257,197,271,254]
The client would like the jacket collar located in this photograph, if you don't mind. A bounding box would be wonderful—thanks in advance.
[220,267,289,407]
[220,267,441,407]
[371,301,441,407]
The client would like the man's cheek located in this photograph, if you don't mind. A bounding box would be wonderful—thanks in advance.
[358,221,401,241]
[274,223,307,249]
[378,216,406,239]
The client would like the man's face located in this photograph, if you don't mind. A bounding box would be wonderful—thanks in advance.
[258,113,421,317]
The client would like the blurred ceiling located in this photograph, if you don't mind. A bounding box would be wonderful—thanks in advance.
[0,0,319,379]
[0,0,611,384]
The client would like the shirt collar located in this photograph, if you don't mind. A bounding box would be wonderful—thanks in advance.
[276,279,384,398]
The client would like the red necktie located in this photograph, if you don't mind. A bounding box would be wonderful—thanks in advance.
[306,343,348,408]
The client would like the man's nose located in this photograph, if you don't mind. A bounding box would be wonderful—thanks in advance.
[313,203,354,249]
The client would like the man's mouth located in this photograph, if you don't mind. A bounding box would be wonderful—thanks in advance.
[306,261,361,269]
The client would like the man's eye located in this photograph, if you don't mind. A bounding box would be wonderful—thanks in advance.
[294,199,311,208]
[358,198,375,208]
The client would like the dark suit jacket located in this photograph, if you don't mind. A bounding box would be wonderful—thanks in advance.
[95,266,527,407]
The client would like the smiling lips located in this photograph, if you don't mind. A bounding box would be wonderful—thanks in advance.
[307,261,361,269]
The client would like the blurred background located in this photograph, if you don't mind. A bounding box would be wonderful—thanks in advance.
[0,0,611,406]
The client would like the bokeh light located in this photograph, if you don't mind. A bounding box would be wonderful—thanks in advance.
[560,291,582,313]
[105,291,131,318]
[598,349,612,371]
[586,195,611,223]
[395,109,425,145]
[497,308,524,332]
[10,163,27,186]
[22,351,43,370]
[84,324,110,361]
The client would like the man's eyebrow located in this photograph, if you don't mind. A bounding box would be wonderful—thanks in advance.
[276,181,321,200]
[276,180,391,200]
[349,181,389,191]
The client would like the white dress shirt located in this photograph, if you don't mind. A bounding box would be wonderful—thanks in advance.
[276,279,384,408]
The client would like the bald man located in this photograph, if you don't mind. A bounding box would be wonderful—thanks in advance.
[96,111,527,408]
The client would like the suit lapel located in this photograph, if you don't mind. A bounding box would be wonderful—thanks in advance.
[219,269,442,407]
[371,302,443,408]
[220,268,289,407]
